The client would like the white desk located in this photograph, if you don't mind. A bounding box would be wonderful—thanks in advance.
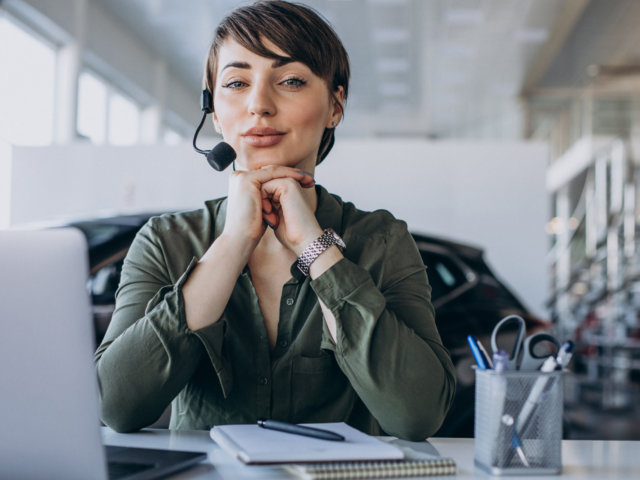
[102,427,640,479]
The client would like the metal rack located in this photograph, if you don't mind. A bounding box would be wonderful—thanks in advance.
[535,92,640,420]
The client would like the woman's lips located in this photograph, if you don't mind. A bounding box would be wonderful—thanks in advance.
[241,127,286,147]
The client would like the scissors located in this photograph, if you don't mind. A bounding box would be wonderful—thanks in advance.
[490,315,560,370]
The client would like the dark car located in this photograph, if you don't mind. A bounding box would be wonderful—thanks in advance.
[412,233,547,436]
[66,214,546,437]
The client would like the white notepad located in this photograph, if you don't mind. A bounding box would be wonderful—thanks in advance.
[209,422,405,464]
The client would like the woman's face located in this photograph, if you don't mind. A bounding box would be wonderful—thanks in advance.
[212,38,343,172]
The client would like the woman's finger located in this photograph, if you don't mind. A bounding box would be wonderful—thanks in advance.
[262,210,279,229]
[243,165,315,188]
[262,197,273,214]
[261,195,279,229]
[295,170,316,188]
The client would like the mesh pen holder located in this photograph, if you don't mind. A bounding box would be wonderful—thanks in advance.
[474,368,563,475]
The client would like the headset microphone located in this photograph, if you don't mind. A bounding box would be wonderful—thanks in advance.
[192,89,236,171]
[205,141,236,171]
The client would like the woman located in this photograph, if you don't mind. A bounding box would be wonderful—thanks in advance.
[96,0,455,441]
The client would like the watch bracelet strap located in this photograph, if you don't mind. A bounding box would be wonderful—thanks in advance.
[296,229,344,276]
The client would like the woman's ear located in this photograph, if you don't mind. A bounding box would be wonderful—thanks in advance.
[327,86,345,128]
[212,111,222,135]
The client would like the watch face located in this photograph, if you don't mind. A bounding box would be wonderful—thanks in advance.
[327,229,346,249]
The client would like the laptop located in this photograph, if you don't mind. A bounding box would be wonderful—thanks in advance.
[0,228,207,480]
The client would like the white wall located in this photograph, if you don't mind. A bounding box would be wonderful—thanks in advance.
[4,139,549,317]
[3,144,231,223]
[0,139,12,228]
[323,139,550,318]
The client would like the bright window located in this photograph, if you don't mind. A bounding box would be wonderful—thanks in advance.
[78,71,140,145]
[0,15,56,145]
[108,91,139,145]
[77,71,107,143]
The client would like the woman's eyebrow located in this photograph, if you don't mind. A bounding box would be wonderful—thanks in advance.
[271,58,295,68]
[221,61,251,72]
[220,57,296,73]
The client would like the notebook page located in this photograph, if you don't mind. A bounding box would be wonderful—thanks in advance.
[210,422,405,464]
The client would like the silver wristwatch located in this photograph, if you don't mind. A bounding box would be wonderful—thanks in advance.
[296,228,345,276]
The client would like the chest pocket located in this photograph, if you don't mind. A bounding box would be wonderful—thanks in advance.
[290,351,351,423]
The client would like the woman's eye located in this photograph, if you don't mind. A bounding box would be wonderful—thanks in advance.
[222,80,247,89]
[281,77,306,88]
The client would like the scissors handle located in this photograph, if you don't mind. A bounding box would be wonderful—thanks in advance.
[519,333,560,371]
[490,315,526,369]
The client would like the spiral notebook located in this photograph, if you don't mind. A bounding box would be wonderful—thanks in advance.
[284,458,456,479]
[283,437,456,479]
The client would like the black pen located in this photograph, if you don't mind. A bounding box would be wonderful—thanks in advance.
[257,419,345,441]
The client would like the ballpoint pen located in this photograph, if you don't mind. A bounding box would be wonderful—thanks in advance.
[515,354,560,434]
[501,415,530,467]
[515,342,574,436]
[493,350,509,373]
[556,340,574,370]
[477,338,494,369]
[257,420,345,441]
[467,335,491,370]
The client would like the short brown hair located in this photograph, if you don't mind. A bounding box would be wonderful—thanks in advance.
[205,0,350,164]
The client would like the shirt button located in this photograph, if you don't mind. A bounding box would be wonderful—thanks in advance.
[279,339,289,348]
[258,376,268,385]
[285,298,294,306]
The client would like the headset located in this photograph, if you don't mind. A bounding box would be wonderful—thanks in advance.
[192,89,236,171]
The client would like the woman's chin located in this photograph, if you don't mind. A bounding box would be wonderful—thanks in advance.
[238,156,311,172]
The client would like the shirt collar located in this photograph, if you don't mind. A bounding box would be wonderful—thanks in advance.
[314,184,344,235]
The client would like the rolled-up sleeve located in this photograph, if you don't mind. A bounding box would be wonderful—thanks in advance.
[95,220,229,432]
[310,219,456,440]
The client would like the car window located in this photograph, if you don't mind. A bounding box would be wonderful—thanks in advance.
[76,223,124,247]
[419,251,468,301]
[88,260,123,305]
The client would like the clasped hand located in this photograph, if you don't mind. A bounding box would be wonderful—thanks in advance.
[223,165,323,256]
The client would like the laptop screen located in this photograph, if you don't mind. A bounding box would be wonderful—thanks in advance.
[0,228,108,480]
[0,228,208,480]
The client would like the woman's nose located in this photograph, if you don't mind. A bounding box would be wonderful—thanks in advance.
[248,83,276,117]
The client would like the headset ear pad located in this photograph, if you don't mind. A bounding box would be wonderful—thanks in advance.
[201,89,213,113]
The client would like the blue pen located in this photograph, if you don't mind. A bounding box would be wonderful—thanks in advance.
[502,414,530,468]
[511,428,531,467]
[467,335,490,370]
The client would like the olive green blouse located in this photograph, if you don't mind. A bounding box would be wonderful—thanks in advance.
[95,185,455,441]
